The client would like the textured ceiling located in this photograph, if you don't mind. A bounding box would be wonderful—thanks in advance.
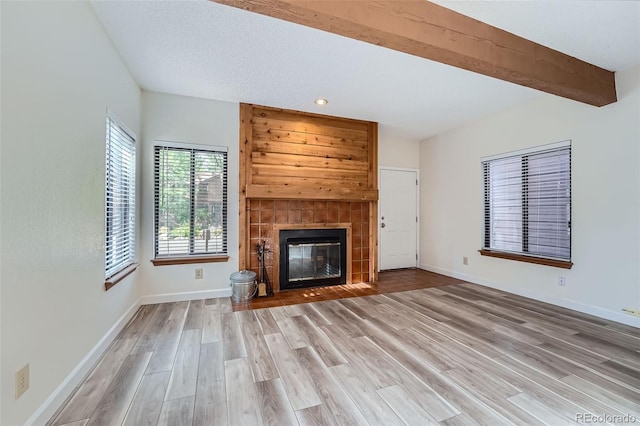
[91,0,640,141]
[434,1,640,72]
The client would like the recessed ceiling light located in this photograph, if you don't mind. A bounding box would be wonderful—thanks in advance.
[314,98,328,106]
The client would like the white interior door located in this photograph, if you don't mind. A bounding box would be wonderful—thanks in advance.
[379,168,418,270]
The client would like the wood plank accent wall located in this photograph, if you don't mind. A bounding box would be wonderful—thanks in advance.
[239,104,379,289]
[247,105,378,200]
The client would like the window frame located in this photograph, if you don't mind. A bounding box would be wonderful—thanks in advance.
[152,140,229,266]
[480,141,573,269]
[104,110,139,290]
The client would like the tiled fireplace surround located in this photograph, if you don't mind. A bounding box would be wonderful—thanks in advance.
[248,199,371,287]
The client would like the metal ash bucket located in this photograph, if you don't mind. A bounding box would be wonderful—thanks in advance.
[230,270,257,302]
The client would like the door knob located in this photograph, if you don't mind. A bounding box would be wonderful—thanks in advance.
[381,223,386,228]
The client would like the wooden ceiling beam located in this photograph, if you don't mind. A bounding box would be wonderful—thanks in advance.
[211,0,617,106]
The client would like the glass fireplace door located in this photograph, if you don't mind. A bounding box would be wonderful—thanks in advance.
[288,242,341,282]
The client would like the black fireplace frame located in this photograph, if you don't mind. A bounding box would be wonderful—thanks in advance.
[279,228,347,290]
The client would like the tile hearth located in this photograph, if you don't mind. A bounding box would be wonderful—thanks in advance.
[232,269,462,312]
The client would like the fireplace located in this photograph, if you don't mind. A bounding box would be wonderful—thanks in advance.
[279,228,347,290]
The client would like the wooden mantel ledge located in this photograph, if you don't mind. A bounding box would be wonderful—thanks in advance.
[245,184,378,201]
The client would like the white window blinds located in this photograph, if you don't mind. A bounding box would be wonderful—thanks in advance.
[482,142,571,261]
[154,143,228,257]
[105,112,136,278]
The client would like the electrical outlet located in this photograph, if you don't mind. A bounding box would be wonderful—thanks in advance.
[463,256,468,265]
[195,268,203,280]
[558,276,567,287]
[15,364,29,399]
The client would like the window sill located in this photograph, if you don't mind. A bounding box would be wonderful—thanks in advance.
[105,263,140,291]
[479,250,573,269]
[151,255,230,266]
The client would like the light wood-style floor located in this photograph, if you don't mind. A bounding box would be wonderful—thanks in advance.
[50,273,640,425]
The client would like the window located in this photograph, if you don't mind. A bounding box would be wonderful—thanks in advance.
[105,111,136,281]
[154,142,228,262]
[481,141,571,268]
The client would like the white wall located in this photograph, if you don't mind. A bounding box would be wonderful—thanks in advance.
[0,2,4,422]
[0,2,141,424]
[420,66,640,326]
[139,91,239,299]
[378,126,420,169]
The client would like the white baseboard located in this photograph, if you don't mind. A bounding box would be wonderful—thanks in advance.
[26,287,232,425]
[139,287,232,305]
[26,299,141,426]
[419,263,640,328]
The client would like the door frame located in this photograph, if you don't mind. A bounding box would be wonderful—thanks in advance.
[378,166,420,271]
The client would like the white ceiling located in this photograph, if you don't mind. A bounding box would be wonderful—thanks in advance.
[91,1,640,141]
